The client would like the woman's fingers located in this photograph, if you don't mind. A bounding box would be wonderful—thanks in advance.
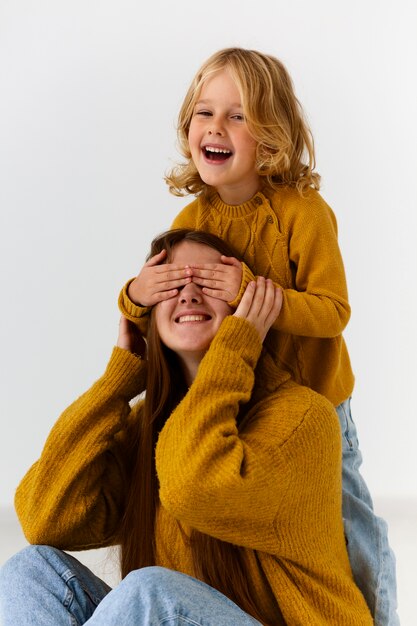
[117,316,146,355]
[234,278,282,341]
[250,276,267,319]
[117,316,132,350]
[266,283,283,326]
[234,280,256,318]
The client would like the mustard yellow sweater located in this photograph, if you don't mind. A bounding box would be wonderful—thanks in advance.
[15,316,371,625]
[119,186,354,406]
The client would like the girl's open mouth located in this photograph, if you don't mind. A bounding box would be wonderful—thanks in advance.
[202,146,232,162]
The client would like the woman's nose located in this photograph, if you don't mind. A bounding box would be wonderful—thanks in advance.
[179,281,203,304]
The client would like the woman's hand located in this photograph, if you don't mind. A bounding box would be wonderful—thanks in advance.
[117,316,146,356]
[127,249,193,306]
[190,255,242,303]
[233,277,282,342]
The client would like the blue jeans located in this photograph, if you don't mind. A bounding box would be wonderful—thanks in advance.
[336,397,399,625]
[0,545,260,625]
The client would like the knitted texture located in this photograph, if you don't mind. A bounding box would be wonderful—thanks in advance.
[119,186,354,406]
[15,317,371,625]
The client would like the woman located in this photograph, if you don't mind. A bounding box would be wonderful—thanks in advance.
[0,230,372,625]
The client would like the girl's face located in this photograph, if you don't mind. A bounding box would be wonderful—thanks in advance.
[188,70,260,205]
[154,241,233,377]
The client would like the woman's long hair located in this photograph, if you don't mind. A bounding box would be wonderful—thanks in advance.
[120,229,270,624]
[166,47,320,197]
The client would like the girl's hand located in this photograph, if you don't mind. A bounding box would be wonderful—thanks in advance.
[233,277,282,342]
[117,316,146,356]
[190,256,242,303]
[127,249,193,306]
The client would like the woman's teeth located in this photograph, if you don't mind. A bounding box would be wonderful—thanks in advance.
[177,315,208,323]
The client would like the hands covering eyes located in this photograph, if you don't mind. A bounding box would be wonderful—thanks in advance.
[127,250,242,307]
[126,251,282,342]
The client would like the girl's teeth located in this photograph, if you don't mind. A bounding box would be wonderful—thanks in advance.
[205,147,231,154]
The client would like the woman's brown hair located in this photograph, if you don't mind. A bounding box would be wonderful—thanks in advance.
[120,229,270,624]
[166,47,320,197]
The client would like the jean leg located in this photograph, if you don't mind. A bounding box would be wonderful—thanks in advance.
[85,565,261,626]
[336,398,399,626]
[0,545,111,626]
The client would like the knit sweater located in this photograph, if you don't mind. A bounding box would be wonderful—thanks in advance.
[15,316,371,625]
[119,186,354,406]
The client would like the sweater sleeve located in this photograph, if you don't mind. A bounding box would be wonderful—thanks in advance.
[155,316,298,553]
[118,278,150,334]
[15,347,147,551]
[273,192,351,337]
[227,262,256,309]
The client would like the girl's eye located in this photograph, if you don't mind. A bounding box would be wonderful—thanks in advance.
[195,110,212,117]
[231,114,244,121]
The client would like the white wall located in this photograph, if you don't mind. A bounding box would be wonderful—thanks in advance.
[1,0,416,506]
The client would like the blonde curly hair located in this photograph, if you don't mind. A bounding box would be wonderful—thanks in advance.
[166,47,320,197]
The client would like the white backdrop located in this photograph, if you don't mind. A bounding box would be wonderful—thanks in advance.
[1,0,416,507]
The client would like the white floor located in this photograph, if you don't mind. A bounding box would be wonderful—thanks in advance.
[1,499,415,625]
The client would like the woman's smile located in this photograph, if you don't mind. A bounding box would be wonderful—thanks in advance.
[154,240,233,377]
[175,312,212,323]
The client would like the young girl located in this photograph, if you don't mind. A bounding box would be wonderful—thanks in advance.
[119,48,398,625]
[0,230,373,625]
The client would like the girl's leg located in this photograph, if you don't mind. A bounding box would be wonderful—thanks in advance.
[85,565,261,626]
[0,544,111,625]
[336,398,399,626]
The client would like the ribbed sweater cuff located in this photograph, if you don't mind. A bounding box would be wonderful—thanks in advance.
[100,346,146,400]
[210,315,262,369]
[228,262,256,309]
[118,279,151,321]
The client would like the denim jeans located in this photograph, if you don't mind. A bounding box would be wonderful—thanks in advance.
[336,397,399,625]
[0,545,260,625]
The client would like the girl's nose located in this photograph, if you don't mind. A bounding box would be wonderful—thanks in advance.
[208,117,225,136]
[179,281,203,304]
[208,127,224,136]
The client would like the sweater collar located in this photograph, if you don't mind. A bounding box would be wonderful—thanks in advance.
[205,186,270,219]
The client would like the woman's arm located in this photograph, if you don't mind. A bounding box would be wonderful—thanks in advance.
[156,308,338,552]
[15,346,147,551]
[155,281,293,551]
[155,314,285,551]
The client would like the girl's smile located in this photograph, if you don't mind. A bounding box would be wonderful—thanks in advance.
[188,70,260,205]
[201,144,233,164]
